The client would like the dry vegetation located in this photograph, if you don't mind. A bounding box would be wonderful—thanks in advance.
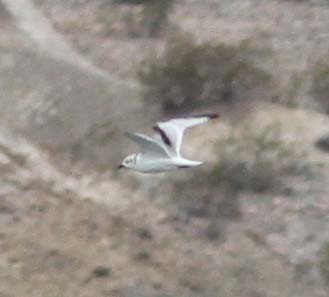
[212,121,308,192]
[1,0,329,297]
[138,32,273,114]
[163,117,310,239]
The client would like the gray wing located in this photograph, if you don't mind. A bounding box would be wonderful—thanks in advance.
[155,113,219,156]
[124,132,170,158]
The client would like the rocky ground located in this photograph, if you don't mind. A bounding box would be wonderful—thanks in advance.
[0,0,329,297]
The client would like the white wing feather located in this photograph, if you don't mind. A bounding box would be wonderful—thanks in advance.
[155,113,218,156]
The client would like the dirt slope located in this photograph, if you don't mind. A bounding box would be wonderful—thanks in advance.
[0,0,146,167]
[0,106,328,297]
[0,0,329,296]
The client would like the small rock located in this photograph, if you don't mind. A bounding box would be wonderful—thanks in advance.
[315,135,329,152]
[92,265,112,278]
[134,250,151,261]
[136,227,153,240]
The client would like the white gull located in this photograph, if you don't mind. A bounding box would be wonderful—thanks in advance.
[118,113,219,173]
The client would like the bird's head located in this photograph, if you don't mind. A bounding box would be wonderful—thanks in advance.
[118,154,137,170]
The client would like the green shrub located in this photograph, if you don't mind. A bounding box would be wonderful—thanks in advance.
[138,33,272,114]
[310,62,329,114]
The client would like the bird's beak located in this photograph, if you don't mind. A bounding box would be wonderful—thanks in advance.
[118,164,124,169]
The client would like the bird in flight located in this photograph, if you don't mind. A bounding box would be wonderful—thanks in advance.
[118,113,219,173]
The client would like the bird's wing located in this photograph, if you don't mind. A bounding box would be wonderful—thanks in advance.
[154,113,219,156]
[124,132,170,158]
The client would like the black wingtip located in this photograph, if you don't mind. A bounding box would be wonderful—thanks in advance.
[192,112,220,119]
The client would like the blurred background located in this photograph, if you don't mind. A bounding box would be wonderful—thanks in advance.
[0,0,329,296]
